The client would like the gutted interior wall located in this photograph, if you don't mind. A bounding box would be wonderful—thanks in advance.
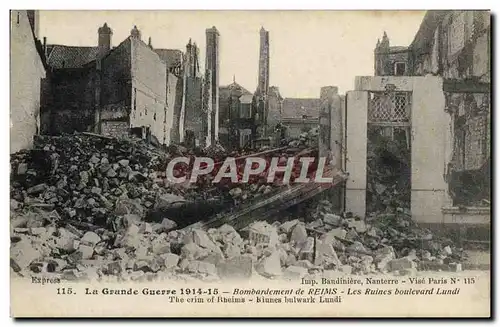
[130,38,170,145]
[100,38,132,137]
[43,67,96,135]
[97,40,131,137]
[410,11,491,207]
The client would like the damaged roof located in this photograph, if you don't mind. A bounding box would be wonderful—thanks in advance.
[46,45,100,69]
[46,42,184,70]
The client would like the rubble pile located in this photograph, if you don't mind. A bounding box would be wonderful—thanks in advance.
[11,195,466,282]
[10,133,464,283]
[10,134,184,228]
[10,133,333,232]
[304,200,465,269]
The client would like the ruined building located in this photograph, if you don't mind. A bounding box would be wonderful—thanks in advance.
[181,39,204,147]
[266,86,284,129]
[217,26,274,150]
[280,98,321,138]
[10,10,47,153]
[253,27,323,141]
[409,11,490,215]
[345,10,490,240]
[41,24,186,146]
[373,11,490,209]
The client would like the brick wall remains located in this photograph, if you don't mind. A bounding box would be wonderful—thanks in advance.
[411,11,490,82]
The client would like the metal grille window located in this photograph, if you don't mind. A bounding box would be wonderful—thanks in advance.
[368,91,412,123]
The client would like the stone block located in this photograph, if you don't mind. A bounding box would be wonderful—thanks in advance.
[388,257,416,272]
[256,251,282,277]
[11,238,41,269]
[216,255,254,280]
[279,219,300,234]
[290,223,308,245]
[162,253,180,269]
[283,265,308,279]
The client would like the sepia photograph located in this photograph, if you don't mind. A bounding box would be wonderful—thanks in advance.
[9,9,491,318]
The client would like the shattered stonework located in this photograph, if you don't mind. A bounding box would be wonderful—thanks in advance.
[10,133,468,283]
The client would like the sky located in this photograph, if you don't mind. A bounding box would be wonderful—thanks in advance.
[39,10,426,98]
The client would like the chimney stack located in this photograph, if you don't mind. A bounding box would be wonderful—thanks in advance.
[98,22,112,58]
[130,25,141,40]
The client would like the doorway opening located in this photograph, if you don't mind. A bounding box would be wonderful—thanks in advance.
[365,89,412,217]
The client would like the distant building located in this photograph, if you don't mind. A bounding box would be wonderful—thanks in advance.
[10,10,47,153]
[374,31,410,76]
[218,80,254,149]
[280,98,321,138]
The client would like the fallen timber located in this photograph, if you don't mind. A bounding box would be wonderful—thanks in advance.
[148,145,324,229]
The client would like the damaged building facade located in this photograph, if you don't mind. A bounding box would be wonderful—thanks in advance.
[40,23,220,148]
[345,10,490,239]
[41,24,185,145]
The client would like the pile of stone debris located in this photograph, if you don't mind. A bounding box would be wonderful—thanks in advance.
[8,135,239,225]
[11,196,466,283]
[11,133,323,229]
[366,130,411,215]
[10,134,193,229]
